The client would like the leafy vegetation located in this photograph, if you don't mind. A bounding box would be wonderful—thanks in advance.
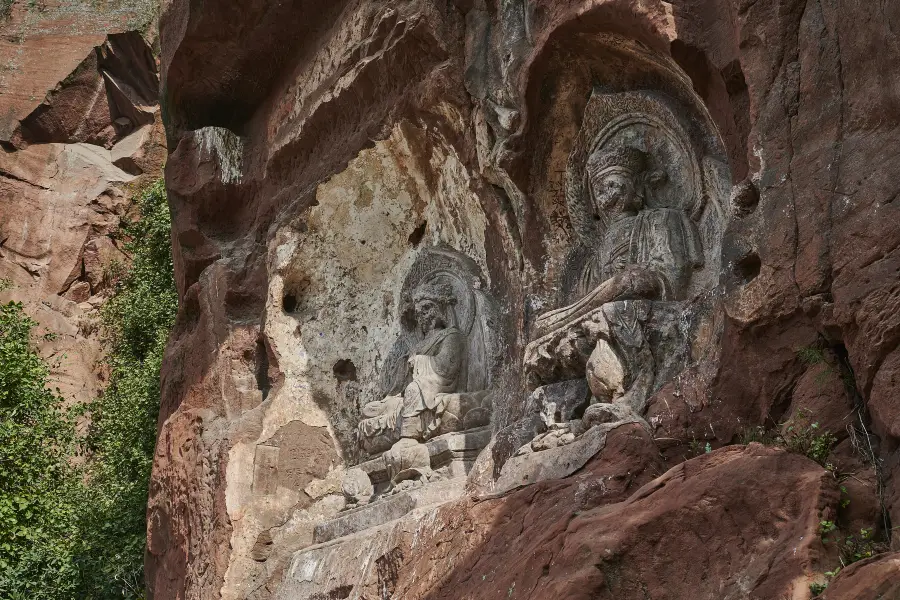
[686,438,713,458]
[811,522,890,596]
[0,302,82,599]
[783,419,838,466]
[738,406,891,590]
[795,344,860,399]
[738,413,837,467]
[838,527,885,564]
[0,0,13,20]
[819,522,887,567]
[78,178,177,597]
[0,179,175,598]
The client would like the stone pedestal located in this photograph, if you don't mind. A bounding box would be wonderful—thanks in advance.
[357,426,492,491]
[314,427,492,545]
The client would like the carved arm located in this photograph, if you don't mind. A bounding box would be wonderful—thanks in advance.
[533,265,662,338]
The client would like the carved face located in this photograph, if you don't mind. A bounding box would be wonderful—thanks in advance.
[414,299,445,335]
[591,172,642,215]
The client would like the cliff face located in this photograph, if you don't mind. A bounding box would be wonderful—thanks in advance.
[150,0,900,598]
[0,1,164,409]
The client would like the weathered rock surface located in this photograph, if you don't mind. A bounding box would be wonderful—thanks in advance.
[0,1,158,145]
[149,0,900,598]
[279,441,837,600]
[823,552,900,599]
[0,5,163,407]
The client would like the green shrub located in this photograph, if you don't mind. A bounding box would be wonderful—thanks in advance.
[0,0,13,20]
[738,425,780,446]
[738,418,837,467]
[77,177,176,598]
[783,420,837,466]
[0,178,175,598]
[797,345,827,366]
[814,525,890,592]
[829,527,888,566]
[0,302,83,599]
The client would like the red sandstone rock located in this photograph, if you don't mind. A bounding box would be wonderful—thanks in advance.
[502,446,833,600]
[869,349,900,443]
[279,442,838,599]
[822,552,900,599]
[63,280,91,303]
[0,8,162,408]
[783,361,855,441]
[148,0,900,597]
[0,0,158,146]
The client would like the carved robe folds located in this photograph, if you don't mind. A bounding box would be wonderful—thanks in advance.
[356,248,500,459]
[527,207,703,411]
[525,89,724,424]
[577,207,702,302]
[358,327,464,453]
[401,327,464,439]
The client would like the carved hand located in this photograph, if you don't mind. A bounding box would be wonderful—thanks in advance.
[619,265,661,299]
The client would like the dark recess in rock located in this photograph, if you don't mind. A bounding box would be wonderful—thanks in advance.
[408,221,427,246]
[333,359,357,382]
[308,585,353,600]
[255,338,271,400]
[734,252,761,284]
[731,179,759,217]
[283,294,298,313]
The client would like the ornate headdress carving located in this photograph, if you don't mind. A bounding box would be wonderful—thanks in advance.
[379,247,502,398]
[586,146,648,182]
[565,90,719,246]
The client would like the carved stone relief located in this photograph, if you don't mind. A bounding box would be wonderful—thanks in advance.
[352,247,501,494]
[517,89,727,455]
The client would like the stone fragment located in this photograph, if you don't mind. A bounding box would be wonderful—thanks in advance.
[383,438,432,484]
[111,125,153,175]
[582,401,643,428]
[64,280,91,303]
[497,419,643,494]
[250,529,274,563]
[82,237,126,292]
[491,408,545,471]
[532,379,591,425]
[303,474,342,501]
[340,468,374,507]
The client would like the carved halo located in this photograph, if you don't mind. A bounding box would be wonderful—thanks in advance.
[566,90,707,246]
[398,248,482,337]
